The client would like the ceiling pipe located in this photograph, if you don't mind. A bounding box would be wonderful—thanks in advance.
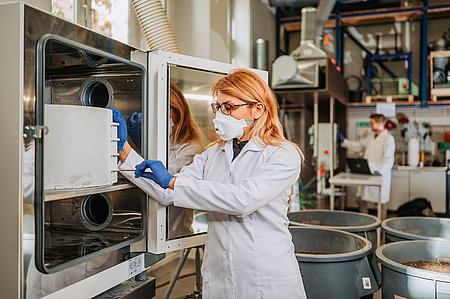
[131,0,180,53]
[316,0,338,46]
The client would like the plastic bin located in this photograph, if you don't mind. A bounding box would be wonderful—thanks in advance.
[376,240,450,298]
[288,210,380,252]
[289,226,380,298]
[382,217,450,242]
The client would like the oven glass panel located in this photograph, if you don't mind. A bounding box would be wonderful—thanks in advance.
[166,65,223,240]
[36,36,146,273]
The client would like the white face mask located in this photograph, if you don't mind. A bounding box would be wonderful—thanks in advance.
[212,111,253,141]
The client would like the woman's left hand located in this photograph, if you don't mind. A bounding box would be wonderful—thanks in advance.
[109,108,127,151]
[135,160,174,189]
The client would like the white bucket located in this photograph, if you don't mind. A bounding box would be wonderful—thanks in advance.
[408,138,419,166]
[44,105,118,190]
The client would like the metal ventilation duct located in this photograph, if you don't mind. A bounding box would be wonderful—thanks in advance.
[316,0,338,45]
[301,7,316,43]
[272,5,331,89]
[291,7,327,61]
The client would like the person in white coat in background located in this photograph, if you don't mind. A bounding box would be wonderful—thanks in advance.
[113,69,307,298]
[338,113,395,220]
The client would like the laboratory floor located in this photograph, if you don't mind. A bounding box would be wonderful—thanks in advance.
[148,250,201,299]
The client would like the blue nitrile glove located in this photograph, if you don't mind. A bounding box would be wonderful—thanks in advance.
[135,160,174,189]
[127,112,142,148]
[109,108,127,151]
[337,133,345,143]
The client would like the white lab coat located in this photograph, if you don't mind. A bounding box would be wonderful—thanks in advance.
[119,139,307,299]
[167,142,204,239]
[343,130,395,203]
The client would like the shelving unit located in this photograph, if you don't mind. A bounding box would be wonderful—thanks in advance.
[365,94,415,103]
[278,3,450,32]
[346,99,450,109]
[429,50,450,101]
[275,1,450,106]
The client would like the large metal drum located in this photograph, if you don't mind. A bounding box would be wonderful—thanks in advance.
[376,240,450,298]
[382,217,450,242]
[289,227,380,298]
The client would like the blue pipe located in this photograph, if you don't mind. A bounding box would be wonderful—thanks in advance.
[367,53,372,95]
[335,0,341,69]
[335,7,422,18]
[276,7,281,57]
[372,53,410,59]
[349,102,450,109]
[446,168,450,218]
[408,51,413,95]
[420,0,428,107]
[279,4,450,25]
[285,29,290,54]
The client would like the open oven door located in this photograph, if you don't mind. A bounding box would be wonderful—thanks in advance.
[129,50,268,254]
[34,34,148,274]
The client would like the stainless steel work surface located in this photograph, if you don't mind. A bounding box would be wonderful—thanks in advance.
[329,172,383,186]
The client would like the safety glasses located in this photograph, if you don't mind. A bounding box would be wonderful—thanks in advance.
[210,102,254,115]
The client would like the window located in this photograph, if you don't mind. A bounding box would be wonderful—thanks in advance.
[52,0,129,44]
[91,0,129,44]
[52,0,74,22]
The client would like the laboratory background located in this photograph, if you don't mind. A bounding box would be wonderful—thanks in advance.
[1,0,450,298]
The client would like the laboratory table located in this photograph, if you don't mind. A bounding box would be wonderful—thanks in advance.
[329,172,383,220]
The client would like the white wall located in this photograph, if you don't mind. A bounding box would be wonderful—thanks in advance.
[167,0,228,63]
[251,0,276,69]
[163,0,275,67]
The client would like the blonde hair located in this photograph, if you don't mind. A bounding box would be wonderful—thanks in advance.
[212,69,304,161]
[170,82,203,147]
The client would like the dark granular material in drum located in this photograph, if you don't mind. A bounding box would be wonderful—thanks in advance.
[403,260,450,274]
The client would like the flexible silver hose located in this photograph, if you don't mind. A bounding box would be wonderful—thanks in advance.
[131,0,180,53]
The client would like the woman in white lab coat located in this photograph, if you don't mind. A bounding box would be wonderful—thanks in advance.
[340,114,395,219]
[114,69,307,298]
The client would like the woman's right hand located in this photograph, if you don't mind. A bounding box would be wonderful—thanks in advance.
[135,160,175,189]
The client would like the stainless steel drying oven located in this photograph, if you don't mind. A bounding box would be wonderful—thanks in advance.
[0,3,267,298]
[1,3,150,298]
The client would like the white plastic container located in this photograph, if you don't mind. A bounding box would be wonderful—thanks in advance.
[44,105,118,190]
[408,138,419,166]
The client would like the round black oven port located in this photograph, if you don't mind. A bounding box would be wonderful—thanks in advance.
[79,77,114,108]
[80,193,113,231]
